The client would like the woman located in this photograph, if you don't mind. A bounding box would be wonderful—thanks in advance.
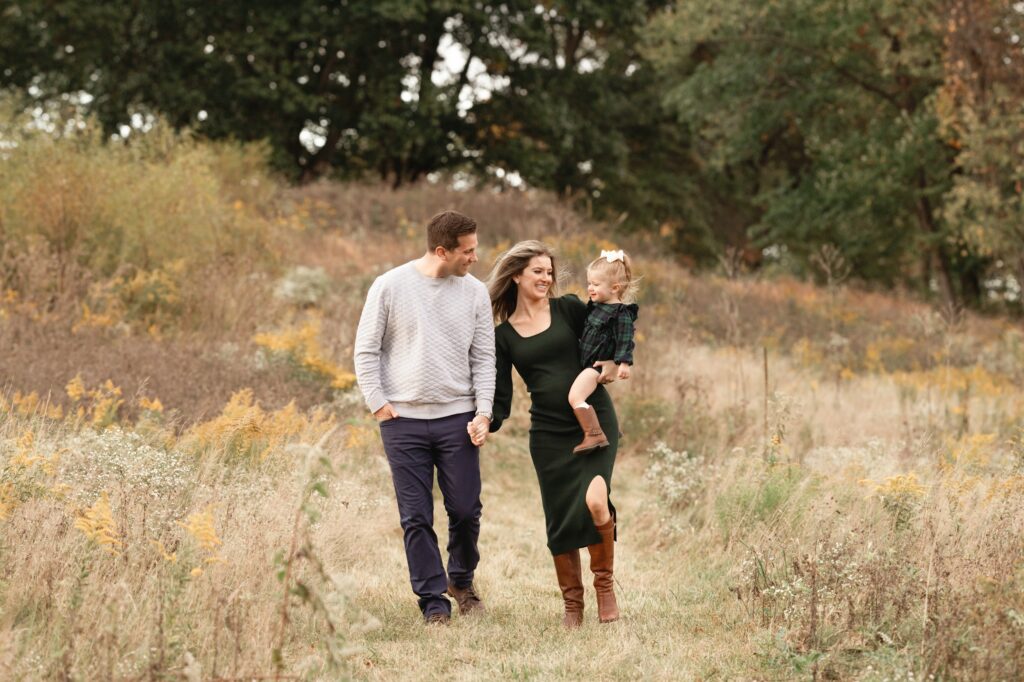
[485,240,620,627]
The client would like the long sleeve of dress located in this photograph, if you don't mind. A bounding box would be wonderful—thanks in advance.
[489,332,513,432]
[560,294,588,337]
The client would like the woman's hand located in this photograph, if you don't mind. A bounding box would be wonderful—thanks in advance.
[593,360,617,384]
[617,363,631,381]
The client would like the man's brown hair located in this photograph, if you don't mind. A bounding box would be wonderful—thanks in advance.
[427,210,477,252]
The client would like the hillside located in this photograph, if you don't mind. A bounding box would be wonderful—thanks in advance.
[2,133,1024,680]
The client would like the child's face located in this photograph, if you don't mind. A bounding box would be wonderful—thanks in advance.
[587,269,619,303]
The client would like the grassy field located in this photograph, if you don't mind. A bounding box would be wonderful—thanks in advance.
[2,129,1024,680]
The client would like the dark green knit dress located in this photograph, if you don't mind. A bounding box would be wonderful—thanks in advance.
[491,294,618,556]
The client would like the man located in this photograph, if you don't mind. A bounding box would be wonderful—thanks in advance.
[354,210,495,625]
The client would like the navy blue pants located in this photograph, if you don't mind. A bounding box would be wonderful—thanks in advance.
[378,411,482,616]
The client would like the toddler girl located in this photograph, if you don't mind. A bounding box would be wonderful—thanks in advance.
[570,249,639,454]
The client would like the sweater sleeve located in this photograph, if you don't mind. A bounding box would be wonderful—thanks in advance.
[489,331,513,433]
[469,283,496,415]
[353,276,389,413]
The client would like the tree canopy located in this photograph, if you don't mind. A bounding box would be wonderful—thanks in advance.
[1,0,1021,308]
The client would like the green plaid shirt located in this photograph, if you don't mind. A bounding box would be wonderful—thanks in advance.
[579,301,639,367]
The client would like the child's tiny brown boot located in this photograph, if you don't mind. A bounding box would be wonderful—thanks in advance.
[572,405,609,454]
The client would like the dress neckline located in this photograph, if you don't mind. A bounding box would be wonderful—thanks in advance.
[505,299,554,339]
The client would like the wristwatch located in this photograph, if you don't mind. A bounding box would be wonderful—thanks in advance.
[475,411,492,421]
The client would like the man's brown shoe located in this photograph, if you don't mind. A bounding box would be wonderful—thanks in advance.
[447,583,485,615]
[424,612,451,626]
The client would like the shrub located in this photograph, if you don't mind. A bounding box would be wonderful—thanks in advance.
[0,121,274,283]
[714,465,808,538]
[273,266,332,308]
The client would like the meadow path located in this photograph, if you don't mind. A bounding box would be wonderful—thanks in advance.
[341,426,759,681]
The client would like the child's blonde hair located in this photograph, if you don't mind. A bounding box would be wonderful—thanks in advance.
[587,250,639,303]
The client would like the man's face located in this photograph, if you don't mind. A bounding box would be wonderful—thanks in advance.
[443,232,479,277]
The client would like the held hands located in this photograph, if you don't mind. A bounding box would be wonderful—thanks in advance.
[376,403,490,445]
[617,363,631,381]
[373,403,399,421]
[467,414,491,446]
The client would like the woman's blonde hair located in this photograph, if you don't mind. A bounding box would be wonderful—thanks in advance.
[486,240,559,322]
[587,251,639,303]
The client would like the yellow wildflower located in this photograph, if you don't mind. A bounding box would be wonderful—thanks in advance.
[149,539,178,564]
[139,396,165,413]
[72,302,121,333]
[253,318,357,390]
[188,389,335,460]
[66,375,86,402]
[178,505,226,570]
[0,483,17,520]
[12,391,40,416]
[874,473,926,499]
[74,492,123,556]
[177,506,223,552]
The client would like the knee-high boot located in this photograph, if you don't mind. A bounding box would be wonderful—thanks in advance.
[552,549,584,628]
[587,518,619,623]
[572,406,609,454]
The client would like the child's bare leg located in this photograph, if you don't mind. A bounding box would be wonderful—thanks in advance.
[569,368,600,407]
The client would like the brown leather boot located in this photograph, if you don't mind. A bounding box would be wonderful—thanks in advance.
[552,549,584,628]
[587,519,619,623]
[447,582,485,615]
[572,406,609,454]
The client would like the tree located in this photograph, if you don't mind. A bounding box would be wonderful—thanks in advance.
[645,0,991,303]
[467,1,725,251]
[939,0,1024,308]
[0,1,497,184]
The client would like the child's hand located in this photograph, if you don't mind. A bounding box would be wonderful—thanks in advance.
[617,363,631,381]
[593,360,617,384]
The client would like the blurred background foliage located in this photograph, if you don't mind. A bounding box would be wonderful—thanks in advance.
[0,0,1021,309]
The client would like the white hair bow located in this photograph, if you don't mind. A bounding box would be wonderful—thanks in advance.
[601,249,625,263]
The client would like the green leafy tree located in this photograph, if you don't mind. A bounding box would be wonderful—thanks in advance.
[939,0,1024,308]
[0,1,497,184]
[467,1,727,255]
[645,0,988,302]
[3,1,720,255]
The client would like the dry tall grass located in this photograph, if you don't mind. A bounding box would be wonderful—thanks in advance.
[2,128,1024,679]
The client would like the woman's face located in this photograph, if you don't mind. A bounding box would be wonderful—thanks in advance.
[514,255,553,302]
